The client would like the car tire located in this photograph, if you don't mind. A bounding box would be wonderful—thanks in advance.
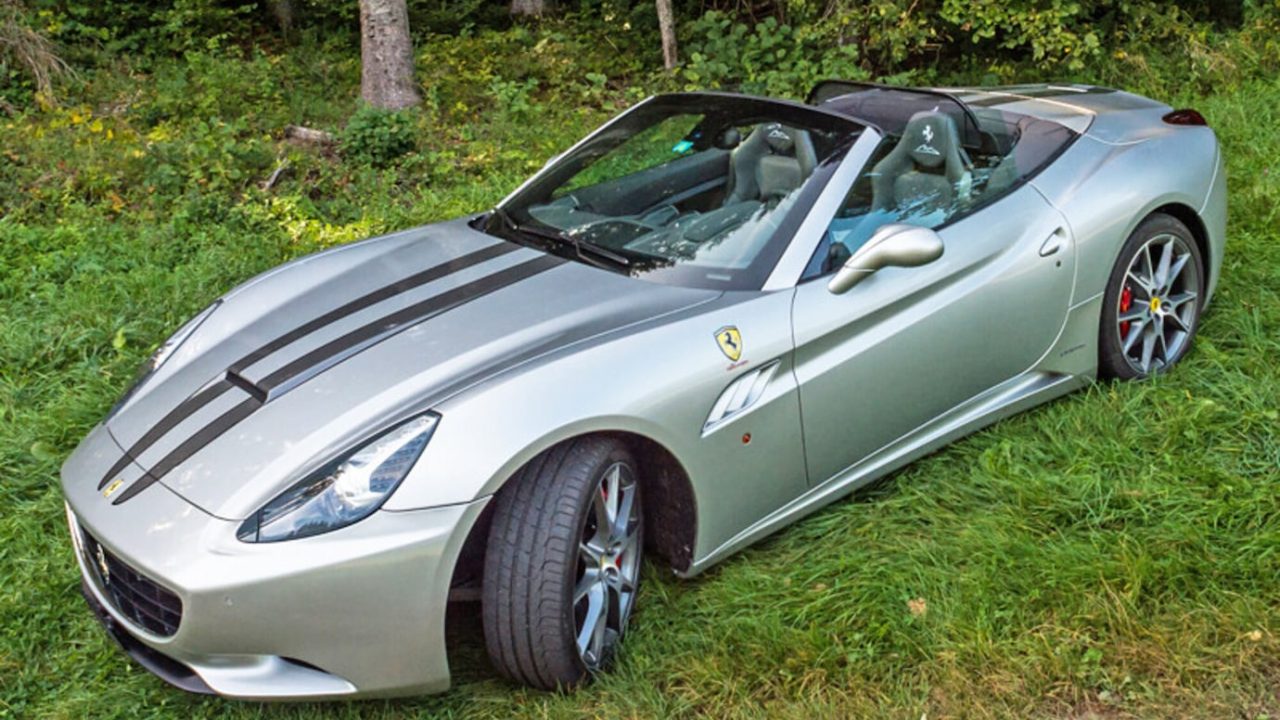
[482,436,643,690]
[1099,212,1206,380]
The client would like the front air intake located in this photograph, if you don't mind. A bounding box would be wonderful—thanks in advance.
[80,529,184,638]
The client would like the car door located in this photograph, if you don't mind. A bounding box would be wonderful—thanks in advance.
[790,182,1076,486]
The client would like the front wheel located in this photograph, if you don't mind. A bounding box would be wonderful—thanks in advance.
[482,437,643,690]
[1099,213,1205,379]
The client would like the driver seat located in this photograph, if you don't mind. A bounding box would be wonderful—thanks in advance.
[871,111,971,216]
[725,123,817,206]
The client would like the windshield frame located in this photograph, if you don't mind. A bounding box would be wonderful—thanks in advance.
[490,92,867,292]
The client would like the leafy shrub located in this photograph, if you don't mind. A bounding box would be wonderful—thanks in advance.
[682,13,865,98]
[488,76,539,117]
[340,105,418,165]
[688,0,1260,85]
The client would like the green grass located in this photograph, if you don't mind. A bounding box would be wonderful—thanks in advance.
[2,41,1279,719]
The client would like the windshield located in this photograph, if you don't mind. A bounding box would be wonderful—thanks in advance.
[485,93,863,290]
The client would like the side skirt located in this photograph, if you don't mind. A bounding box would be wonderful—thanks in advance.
[680,369,1088,577]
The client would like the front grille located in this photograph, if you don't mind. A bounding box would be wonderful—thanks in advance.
[80,529,183,638]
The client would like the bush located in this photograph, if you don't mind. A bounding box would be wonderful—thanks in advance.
[685,0,1263,87]
[339,104,418,166]
[681,13,865,98]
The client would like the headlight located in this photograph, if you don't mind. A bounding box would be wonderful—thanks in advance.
[108,300,221,418]
[237,414,439,543]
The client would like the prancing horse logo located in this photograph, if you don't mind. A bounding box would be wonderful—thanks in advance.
[714,326,743,362]
[914,123,941,156]
[95,544,111,584]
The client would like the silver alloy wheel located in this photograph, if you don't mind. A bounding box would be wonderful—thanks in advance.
[1117,233,1201,375]
[574,461,642,670]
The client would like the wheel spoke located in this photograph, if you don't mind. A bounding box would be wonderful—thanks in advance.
[1119,306,1148,323]
[1126,270,1153,295]
[1154,316,1169,366]
[576,584,606,662]
[1140,245,1156,288]
[617,571,637,593]
[580,539,605,566]
[1154,238,1174,290]
[614,583,635,632]
[603,465,621,526]
[610,485,636,544]
[592,587,612,655]
[1140,322,1157,373]
[1165,290,1198,311]
[1122,317,1147,353]
[591,482,611,533]
[574,567,600,603]
[1163,252,1191,293]
[622,523,641,555]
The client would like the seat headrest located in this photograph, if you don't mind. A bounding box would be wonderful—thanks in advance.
[761,123,796,154]
[902,111,962,170]
[756,154,802,201]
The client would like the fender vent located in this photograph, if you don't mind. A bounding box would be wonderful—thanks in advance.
[703,361,780,434]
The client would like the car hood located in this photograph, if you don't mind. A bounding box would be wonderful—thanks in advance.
[101,218,719,519]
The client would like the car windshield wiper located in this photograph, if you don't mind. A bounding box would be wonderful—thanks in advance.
[490,207,631,270]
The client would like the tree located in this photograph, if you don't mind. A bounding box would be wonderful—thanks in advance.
[509,0,550,18]
[359,0,420,110]
[656,0,677,70]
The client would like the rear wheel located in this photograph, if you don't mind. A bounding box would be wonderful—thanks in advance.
[481,437,643,690]
[1099,213,1205,379]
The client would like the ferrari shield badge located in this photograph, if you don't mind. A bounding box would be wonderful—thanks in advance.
[714,326,743,362]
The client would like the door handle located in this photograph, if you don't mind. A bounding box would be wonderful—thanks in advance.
[1039,228,1066,257]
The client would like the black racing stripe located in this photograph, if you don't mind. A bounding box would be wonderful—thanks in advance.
[257,254,566,393]
[98,379,234,490]
[228,241,518,374]
[97,241,515,491]
[114,253,566,503]
[112,397,262,505]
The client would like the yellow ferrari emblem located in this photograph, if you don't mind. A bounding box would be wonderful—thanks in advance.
[102,477,124,498]
[714,326,743,362]
[1149,296,1162,312]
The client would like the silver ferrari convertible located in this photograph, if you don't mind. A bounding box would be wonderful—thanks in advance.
[62,81,1225,699]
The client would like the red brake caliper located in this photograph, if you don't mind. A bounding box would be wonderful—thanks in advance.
[1119,284,1133,338]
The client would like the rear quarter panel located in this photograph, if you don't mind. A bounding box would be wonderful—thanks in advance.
[1030,124,1221,307]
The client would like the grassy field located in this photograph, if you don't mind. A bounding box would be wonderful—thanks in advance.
[2,40,1279,719]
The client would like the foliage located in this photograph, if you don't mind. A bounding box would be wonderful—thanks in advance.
[681,12,865,97]
[340,104,418,165]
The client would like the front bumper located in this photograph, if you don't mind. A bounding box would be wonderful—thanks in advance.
[64,437,487,699]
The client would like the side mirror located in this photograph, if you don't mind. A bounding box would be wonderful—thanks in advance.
[827,224,944,294]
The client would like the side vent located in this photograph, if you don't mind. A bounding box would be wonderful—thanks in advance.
[703,361,781,434]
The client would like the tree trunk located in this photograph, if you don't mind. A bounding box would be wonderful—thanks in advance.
[359,0,420,110]
[266,0,294,39]
[656,0,677,71]
[509,0,549,18]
